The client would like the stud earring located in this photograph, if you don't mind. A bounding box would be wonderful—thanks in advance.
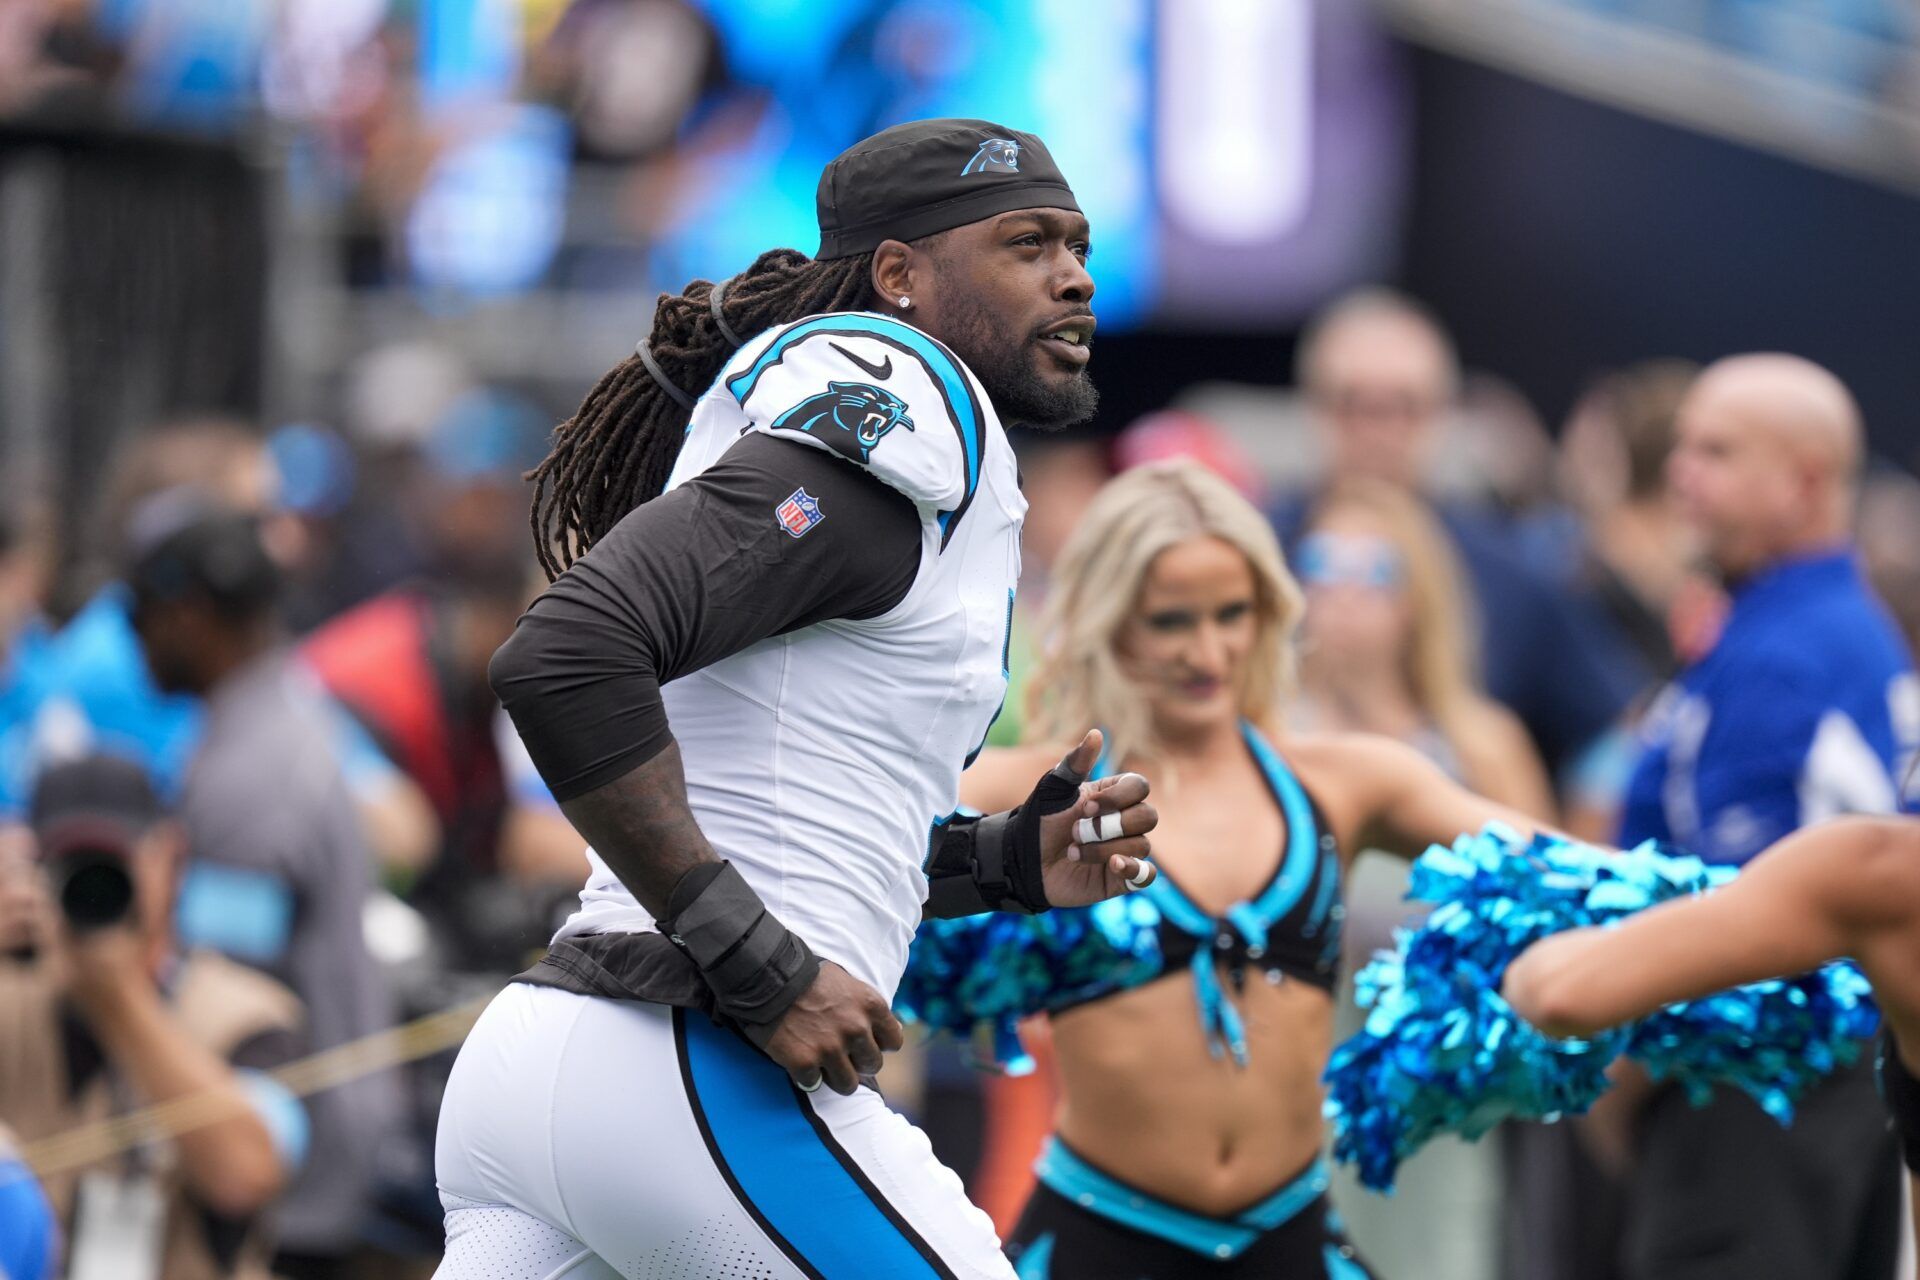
[898,296,911,308]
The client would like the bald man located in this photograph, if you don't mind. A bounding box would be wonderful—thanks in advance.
[1617,354,1913,1280]
[1666,354,1861,581]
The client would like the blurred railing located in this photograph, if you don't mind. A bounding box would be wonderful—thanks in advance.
[1375,0,1920,195]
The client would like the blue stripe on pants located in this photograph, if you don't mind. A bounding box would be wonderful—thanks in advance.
[674,1008,954,1279]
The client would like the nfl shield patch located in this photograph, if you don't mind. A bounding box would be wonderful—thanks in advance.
[776,487,825,538]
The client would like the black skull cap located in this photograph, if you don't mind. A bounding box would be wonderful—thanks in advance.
[124,499,279,617]
[815,118,1081,261]
[30,753,163,860]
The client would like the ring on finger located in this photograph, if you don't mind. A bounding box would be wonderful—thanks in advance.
[797,1073,824,1093]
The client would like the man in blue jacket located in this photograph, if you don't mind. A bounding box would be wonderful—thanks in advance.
[1619,353,1916,1280]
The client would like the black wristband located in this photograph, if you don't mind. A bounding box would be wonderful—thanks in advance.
[924,760,1085,918]
[923,817,994,918]
[662,861,820,1027]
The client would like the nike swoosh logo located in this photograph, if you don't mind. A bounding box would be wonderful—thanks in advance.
[830,342,892,382]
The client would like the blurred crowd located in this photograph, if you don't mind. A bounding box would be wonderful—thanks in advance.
[0,279,1911,1278]
[0,380,593,1279]
[0,0,1071,306]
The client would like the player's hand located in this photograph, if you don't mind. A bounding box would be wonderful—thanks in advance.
[750,960,904,1097]
[1037,729,1157,908]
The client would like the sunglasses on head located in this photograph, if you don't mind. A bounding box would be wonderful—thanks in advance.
[1296,533,1405,590]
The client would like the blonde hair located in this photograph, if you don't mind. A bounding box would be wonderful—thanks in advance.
[1302,479,1486,744]
[1027,461,1305,766]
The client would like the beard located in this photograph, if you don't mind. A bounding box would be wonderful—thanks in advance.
[935,294,1098,432]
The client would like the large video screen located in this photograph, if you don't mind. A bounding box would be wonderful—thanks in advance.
[652,0,1406,330]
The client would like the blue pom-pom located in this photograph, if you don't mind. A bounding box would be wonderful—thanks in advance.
[1627,960,1878,1122]
[1323,826,1879,1191]
[894,895,1165,1072]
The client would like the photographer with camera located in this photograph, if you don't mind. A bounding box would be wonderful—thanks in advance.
[0,753,306,1280]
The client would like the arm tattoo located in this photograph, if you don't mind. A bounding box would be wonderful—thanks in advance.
[556,742,717,917]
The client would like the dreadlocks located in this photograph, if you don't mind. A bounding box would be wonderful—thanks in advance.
[529,248,874,578]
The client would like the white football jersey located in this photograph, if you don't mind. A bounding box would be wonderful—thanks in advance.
[555,312,1026,996]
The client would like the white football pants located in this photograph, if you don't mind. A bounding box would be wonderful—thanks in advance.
[432,983,1012,1280]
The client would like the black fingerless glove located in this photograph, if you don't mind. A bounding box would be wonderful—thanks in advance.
[661,861,820,1027]
[923,760,1084,919]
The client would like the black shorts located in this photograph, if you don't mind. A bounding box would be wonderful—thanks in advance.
[1877,1029,1920,1175]
[1003,1139,1375,1279]
[1623,1056,1902,1280]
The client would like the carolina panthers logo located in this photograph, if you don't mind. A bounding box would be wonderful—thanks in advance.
[961,138,1020,176]
[770,381,914,463]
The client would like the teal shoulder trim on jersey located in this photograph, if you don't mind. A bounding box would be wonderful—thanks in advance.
[726,313,984,546]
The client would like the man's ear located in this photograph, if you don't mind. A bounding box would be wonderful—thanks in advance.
[870,241,915,310]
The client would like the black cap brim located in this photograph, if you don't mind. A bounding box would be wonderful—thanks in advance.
[819,182,1082,260]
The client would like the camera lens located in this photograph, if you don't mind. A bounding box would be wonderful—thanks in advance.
[53,850,135,930]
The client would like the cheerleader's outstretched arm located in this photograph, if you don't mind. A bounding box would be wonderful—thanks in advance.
[1503,817,1909,1039]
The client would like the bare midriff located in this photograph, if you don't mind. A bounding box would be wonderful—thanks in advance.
[1049,962,1334,1217]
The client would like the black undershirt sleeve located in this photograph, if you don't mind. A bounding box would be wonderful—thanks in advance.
[490,432,922,801]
